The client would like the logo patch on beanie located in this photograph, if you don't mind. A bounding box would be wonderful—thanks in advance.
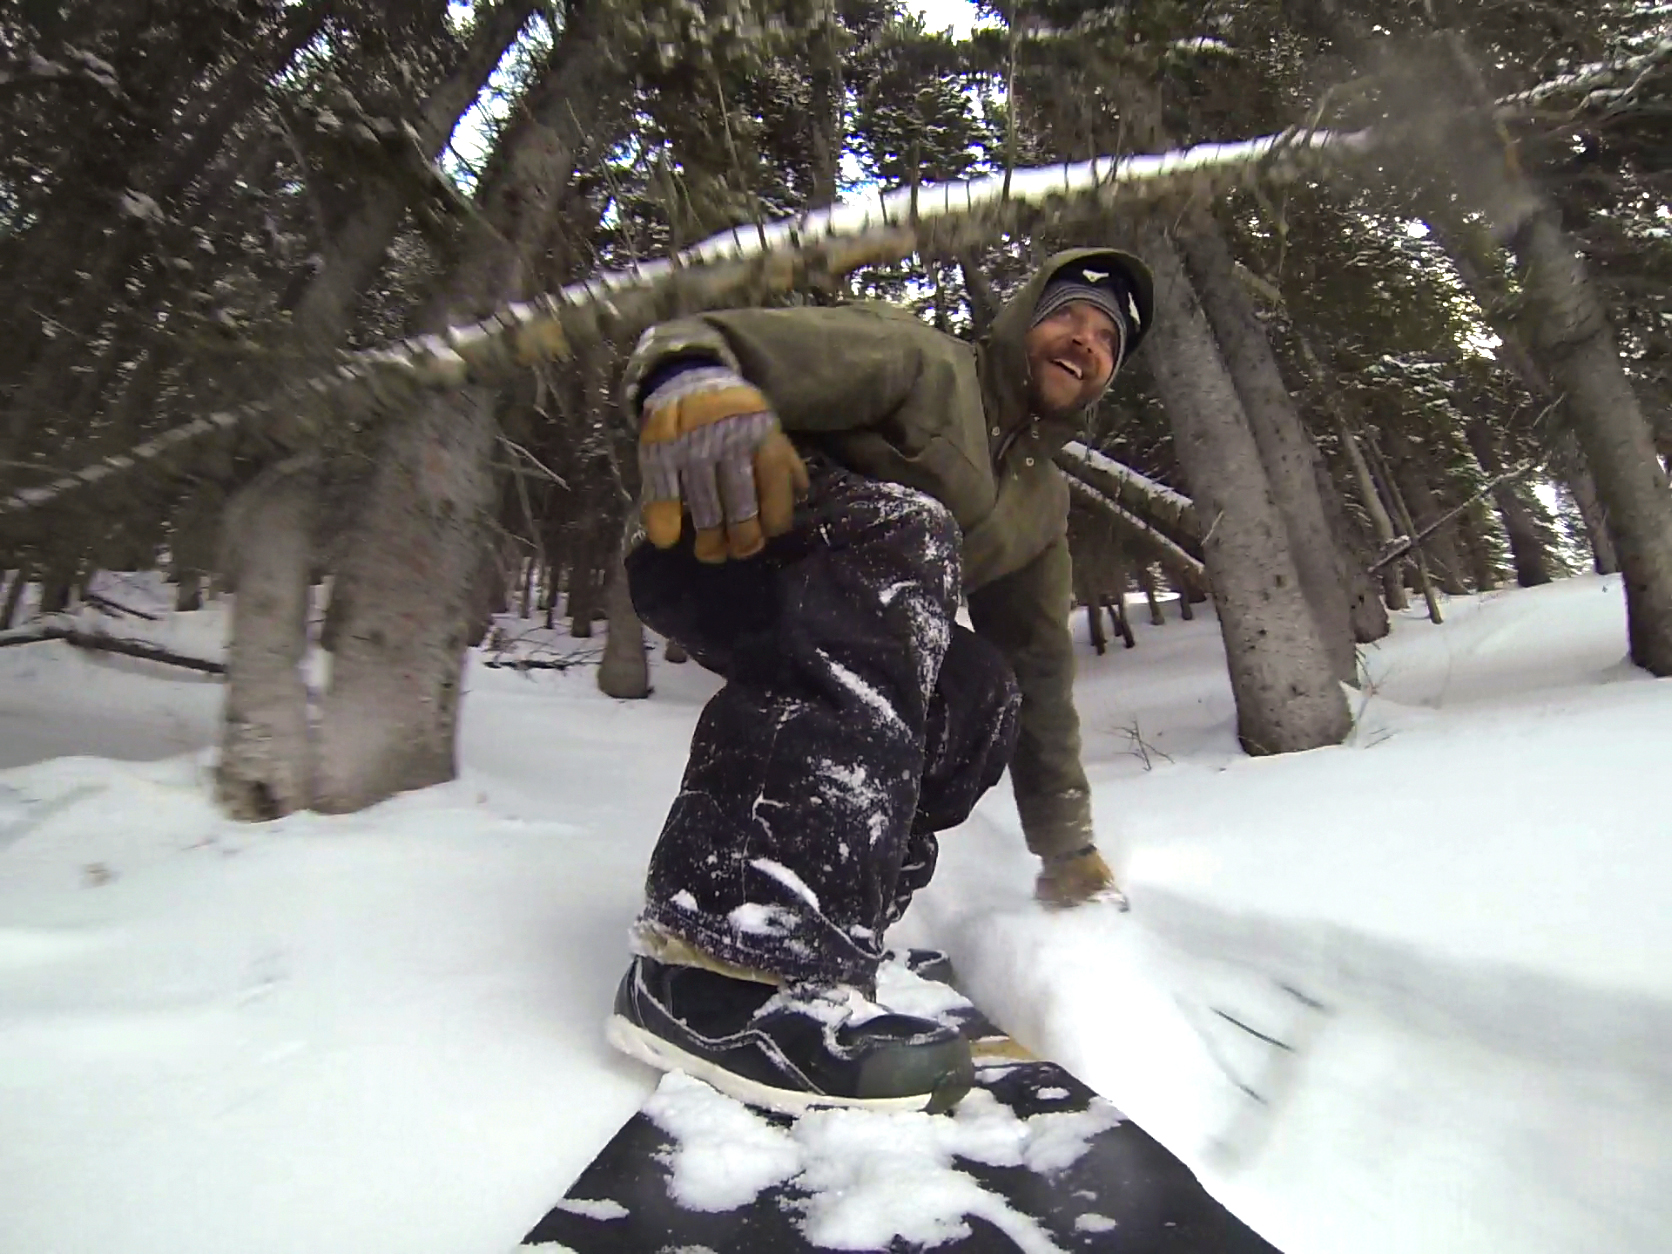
[1082,268,1109,283]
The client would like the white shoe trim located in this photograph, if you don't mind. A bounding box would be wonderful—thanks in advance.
[605,1014,938,1116]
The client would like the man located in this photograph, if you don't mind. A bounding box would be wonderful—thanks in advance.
[606,248,1154,1116]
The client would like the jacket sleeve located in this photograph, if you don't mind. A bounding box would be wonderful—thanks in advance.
[620,305,936,434]
[966,536,1095,859]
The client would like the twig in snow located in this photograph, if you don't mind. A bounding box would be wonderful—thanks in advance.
[1114,719,1173,771]
[82,590,162,621]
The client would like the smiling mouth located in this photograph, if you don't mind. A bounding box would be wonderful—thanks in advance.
[1049,358,1085,380]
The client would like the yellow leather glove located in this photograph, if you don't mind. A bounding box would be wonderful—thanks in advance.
[638,364,810,563]
[1035,845,1130,912]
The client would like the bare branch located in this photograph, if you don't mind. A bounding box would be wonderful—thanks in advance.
[0,624,224,674]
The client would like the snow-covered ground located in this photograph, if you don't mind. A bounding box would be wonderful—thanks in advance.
[0,573,1666,1254]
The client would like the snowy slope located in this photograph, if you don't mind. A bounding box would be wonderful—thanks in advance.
[0,573,1666,1254]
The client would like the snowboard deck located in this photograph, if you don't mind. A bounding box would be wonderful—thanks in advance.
[521,988,1281,1253]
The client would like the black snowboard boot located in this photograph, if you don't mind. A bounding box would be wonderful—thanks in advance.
[607,956,974,1115]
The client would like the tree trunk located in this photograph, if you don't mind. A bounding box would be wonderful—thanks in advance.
[1561,434,1619,575]
[1139,223,1350,754]
[1465,422,1551,587]
[598,524,650,699]
[1110,595,1137,647]
[1292,328,1408,613]
[1428,49,1672,673]
[1136,563,1166,626]
[286,0,541,354]
[1512,202,1672,666]
[38,562,76,614]
[1370,433,1445,624]
[1383,428,1470,595]
[1457,498,1501,592]
[1167,568,1197,621]
[0,568,27,628]
[172,573,202,612]
[1315,456,1390,642]
[216,466,316,821]
[566,528,607,637]
[313,387,499,812]
[1178,211,1358,682]
[807,11,844,213]
[312,12,618,811]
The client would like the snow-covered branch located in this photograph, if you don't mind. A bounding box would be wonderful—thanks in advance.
[1066,477,1206,579]
[1494,34,1672,115]
[2,125,1376,517]
[1057,442,1199,541]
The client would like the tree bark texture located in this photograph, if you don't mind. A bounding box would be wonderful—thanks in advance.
[1510,203,1672,669]
[1177,210,1359,682]
[1425,48,1672,672]
[215,466,316,821]
[1139,223,1350,755]
[313,12,617,812]
[1314,455,1391,642]
[313,388,499,812]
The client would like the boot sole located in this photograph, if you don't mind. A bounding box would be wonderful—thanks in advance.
[606,1014,970,1116]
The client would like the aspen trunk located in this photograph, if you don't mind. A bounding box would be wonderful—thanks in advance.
[1140,224,1350,754]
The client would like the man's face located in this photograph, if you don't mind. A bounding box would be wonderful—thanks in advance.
[1023,300,1122,418]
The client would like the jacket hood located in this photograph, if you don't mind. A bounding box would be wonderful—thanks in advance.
[976,246,1154,457]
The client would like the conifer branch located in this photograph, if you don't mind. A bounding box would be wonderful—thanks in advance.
[2,125,1376,518]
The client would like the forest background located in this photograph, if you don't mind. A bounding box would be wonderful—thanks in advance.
[3,0,1670,819]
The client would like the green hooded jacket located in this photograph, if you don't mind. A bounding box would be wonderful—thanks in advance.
[621,248,1145,859]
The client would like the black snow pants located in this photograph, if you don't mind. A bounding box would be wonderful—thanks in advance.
[626,460,1022,987]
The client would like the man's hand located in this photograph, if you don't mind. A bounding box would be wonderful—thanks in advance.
[1035,845,1130,911]
[639,365,810,563]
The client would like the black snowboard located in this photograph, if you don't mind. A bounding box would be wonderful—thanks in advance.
[521,1005,1282,1253]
